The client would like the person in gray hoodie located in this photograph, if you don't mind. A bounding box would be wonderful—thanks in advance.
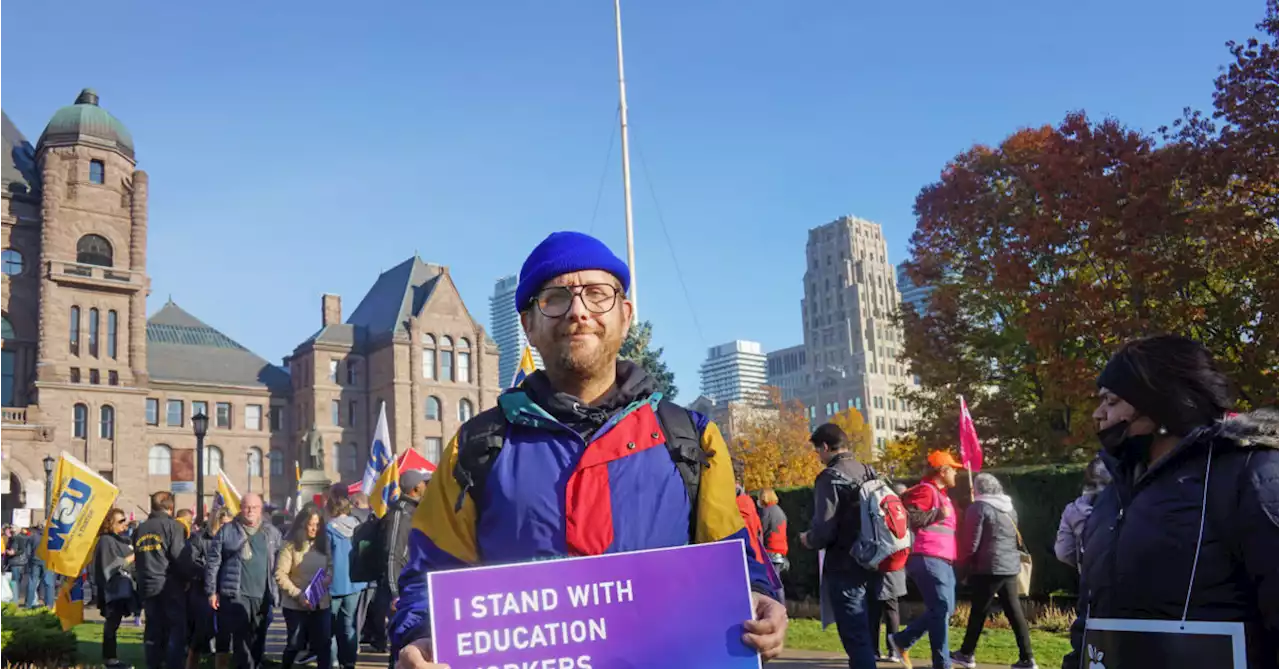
[1053,457,1110,570]
[325,495,368,669]
[951,473,1036,669]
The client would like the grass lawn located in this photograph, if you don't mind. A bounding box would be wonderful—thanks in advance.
[786,618,1072,666]
[73,621,148,667]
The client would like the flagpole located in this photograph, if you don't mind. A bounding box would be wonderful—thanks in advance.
[614,0,638,322]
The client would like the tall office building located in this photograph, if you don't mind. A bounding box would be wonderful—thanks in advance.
[490,275,542,387]
[699,340,768,405]
[766,345,807,401]
[896,261,933,316]
[796,216,919,450]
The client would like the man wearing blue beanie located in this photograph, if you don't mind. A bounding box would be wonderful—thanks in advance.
[392,231,788,667]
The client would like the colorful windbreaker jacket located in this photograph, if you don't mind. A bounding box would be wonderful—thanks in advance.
[390,362,777,648]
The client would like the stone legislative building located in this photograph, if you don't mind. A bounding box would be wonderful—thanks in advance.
[1,90,498,522]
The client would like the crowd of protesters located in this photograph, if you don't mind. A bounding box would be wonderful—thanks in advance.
[59,466,430,669]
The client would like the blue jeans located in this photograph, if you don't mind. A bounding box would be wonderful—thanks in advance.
[23,563,55,608]
[331,592,363,667]
[825,568,883,669]
[894,555,956,669]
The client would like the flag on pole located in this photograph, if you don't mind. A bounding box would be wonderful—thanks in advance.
[54,572,87,630]
[369,450,400,519]
[959,395,983,472]
[214,471,242,517]
[37,452,120,577]
[361,403,393,496]
[511,345,537,387]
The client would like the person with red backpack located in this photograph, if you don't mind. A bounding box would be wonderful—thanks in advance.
[800,423,895,669]
[889,450,962,669]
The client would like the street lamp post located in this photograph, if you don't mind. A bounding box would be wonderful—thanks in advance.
[42,455,55,518]
[246,452,253,494]
[192,412,209,524]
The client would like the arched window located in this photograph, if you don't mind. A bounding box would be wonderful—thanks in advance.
[88,308,100,357]
[247,447,263,477]
[204,446,223,474]
[422,334,436,380]
[332,442,342,473]
[425,396,441,421]
[89,160,105,185]
[269,450,284,476]
[69,306,80,354]
[100,405,115,439]
[149,445,172,475]
[457,342,471,384]
[458,398,473,422]
[1,249,23,276]
[342,444,359,475]
[73,403,88,438]
[76,234,113,267]
[441,335,453,348]
[106,311,118,359]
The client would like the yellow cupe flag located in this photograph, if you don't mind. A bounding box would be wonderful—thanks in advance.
[54,572,87,631]
[37,452,120,577]
[215,471,242,517]
[369,456,400,519]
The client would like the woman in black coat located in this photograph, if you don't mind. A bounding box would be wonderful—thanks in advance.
[953,473,1035,669]
[92,508,136,668]
[1067,335,1278,669]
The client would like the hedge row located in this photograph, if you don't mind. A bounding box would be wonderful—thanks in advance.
[773,463,1086,601]
[0,603,79,667]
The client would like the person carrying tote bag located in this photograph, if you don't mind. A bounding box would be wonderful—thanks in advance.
[952,473,1037,669]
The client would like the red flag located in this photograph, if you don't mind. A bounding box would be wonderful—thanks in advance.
[959,396,983,472]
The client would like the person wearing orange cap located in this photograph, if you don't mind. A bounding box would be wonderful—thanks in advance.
[888,450,962,669]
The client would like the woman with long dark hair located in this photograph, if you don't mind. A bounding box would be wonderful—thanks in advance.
[275,506,333,669]
[92,508,136,668]
[1068,335,1277,669]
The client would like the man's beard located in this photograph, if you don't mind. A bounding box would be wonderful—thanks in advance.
[549,327,620,377]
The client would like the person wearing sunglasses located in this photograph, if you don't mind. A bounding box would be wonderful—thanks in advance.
[392,231,786,668]
[94,509,137,668]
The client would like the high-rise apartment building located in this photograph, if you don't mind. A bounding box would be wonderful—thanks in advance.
[795,216,919,449]
[699,340,768,405]
[765,345,807,401]
[896,261,933,316]
[489,275,542,387]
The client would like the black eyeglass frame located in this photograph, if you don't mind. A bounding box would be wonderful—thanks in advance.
[527,283,622,318]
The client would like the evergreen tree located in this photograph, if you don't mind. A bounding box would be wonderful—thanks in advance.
[619,320,677,400]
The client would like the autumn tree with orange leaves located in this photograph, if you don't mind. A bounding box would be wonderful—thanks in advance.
[900,4,1278,462]
[729,388,823,491]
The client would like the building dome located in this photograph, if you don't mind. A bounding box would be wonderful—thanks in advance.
[38,89,134,160]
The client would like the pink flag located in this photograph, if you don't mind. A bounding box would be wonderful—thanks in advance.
[959,396,983,472]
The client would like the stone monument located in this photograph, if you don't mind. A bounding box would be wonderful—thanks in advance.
[296,423,332,503]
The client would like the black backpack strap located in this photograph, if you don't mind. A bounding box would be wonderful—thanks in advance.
[452,407,509,513]
[654,399,708,542]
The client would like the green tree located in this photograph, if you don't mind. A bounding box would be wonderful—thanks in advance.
[619,320,677,399]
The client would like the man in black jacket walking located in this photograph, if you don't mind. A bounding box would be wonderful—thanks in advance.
[134,491,188,669]
[364,470,429,660]
[800,423,883,669]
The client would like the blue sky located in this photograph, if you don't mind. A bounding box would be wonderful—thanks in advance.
[2,0,1263,395]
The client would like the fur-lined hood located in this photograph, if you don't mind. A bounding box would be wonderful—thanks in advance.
[1213,408,1278,450]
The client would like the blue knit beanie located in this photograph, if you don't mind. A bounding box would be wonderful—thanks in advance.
[515,232,630,311]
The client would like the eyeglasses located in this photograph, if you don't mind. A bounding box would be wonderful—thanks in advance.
[531,284,621,318]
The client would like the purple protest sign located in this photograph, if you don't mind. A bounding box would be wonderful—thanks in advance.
[428,540,762,669]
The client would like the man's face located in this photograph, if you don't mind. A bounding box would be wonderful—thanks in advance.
[812,443,834,466]
[412,481,429,499]
[521,270,632,380]
[241,495,264,526]
[939,466,958,488]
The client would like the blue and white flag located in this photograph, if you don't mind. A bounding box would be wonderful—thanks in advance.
[361,402,393,496]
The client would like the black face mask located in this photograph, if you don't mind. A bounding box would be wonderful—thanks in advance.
[1097,420,1154,461]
